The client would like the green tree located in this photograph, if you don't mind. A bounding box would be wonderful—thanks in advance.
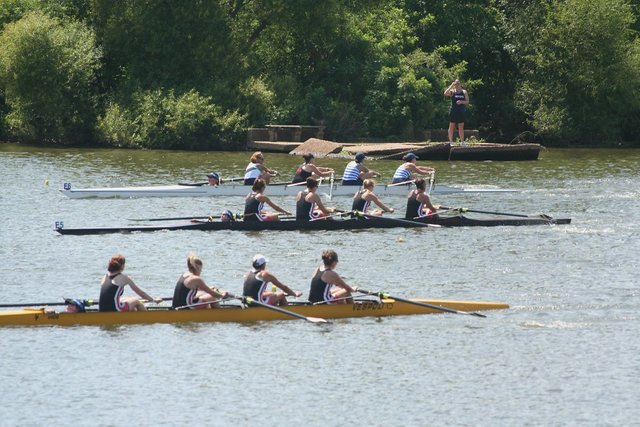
[0,11,101,143]
[517,0,640,142]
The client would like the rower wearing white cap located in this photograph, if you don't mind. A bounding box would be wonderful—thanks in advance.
[341,153,380,186]
[243,255,302,306]
[391,153,435,184]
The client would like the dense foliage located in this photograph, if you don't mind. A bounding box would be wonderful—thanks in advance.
[0,0,638,147]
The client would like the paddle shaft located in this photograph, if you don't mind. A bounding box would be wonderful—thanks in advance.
[358,289,486,318]
[358,212,440,228]
[0,297,172,308]
[228,294,329,323]
[440,206,531,218]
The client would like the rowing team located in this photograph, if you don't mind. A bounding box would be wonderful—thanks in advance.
[236,175,439,222]
[88,251,355,313]
[206,151,434,187]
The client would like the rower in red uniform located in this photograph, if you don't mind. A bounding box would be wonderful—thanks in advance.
[244,178,291,221]
[99,255,161,312]
[291,153,335,183]
[295,177,335,221]
[242,254,302,306]
[351,179,395,215]
[405,178,438,220]
[172,255,228,309]
[308,250,357,304]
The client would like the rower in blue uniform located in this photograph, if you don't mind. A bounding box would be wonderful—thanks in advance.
[207,172,220,186]
[295,177,335,221]
[341,153,380,186]
[405,178,438,220]
[352,179,394,215]
[99,254,161,312]
[391,153,435,184]
[308,250,357,304]
[243,254,302,306]
[291,153,334,183]
[244,179,291,221]
[172,255,227,309]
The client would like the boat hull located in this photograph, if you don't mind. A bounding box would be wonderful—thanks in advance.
[60,182,516,199]
[54,215,572,235]
[0,299,509,327]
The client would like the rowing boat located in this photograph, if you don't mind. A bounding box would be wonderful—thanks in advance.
[54,214,571,235]
[0,298,509,326]
[59,182,517,199]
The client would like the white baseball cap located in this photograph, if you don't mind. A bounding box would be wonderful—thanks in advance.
[252,254,268,266]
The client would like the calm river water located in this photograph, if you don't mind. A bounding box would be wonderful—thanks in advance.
[0,143,638,426]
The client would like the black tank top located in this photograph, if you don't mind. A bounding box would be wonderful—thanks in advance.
[406,190,423,219]
[172,275,199,309]
[296,191,314,221]
[244,193,262,221]
[451,89,466,111]
[99,273,122,312]
[352,190,368,212]
[292,165,312,183]
[309,267,332,303]
[243,271,267,301]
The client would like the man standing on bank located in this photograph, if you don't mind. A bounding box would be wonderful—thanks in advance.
[444,79,469,146]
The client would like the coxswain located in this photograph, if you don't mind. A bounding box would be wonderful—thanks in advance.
[295,177,335,221]
[341,153,379,186]
[207,172,220,186]
[291,153,335,183]
[244,178,291,221]
[352,179,394,215]
[405,178,438,220]
[99,255,161,312]
[244,151,278,185]
[391,153,435,184]
[308,250,357,304]
[243,254,302,306]
[171,255,227,309]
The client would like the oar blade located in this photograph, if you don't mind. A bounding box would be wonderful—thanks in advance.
[306,316,330,324]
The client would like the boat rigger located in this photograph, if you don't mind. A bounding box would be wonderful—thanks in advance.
[0,298,509,327]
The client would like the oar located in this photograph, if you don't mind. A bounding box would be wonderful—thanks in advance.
[413,206,461,220]
[228,294,329,323]
[427,171,435,194]
[356,211,441,228]
[128,215,212,222]
[0,297,172,308]
[387,179,415,187]
[174,296,236,310]
[328,172,335,200]
[285,181,308,188]
[357,289,486,318]
[309,210,353,221]
[440,206,532,218]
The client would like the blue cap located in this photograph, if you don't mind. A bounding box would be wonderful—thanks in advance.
[355,153,366,162]
[207,172,220,180]
[403,153,419,161]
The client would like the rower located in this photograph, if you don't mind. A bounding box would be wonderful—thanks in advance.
[99,255,161,312]
[172,255,228,309]
[244,178,291,221]
[295,177,335,221]
[244,151,278,185]
[352,179,394,215]
[291,153,335,183]
[207,172,220,186]
[341,153,380,186]
[308,250,357,304]
[391,153,435,184]
[405,178,438,220]
[243,254,302,306]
